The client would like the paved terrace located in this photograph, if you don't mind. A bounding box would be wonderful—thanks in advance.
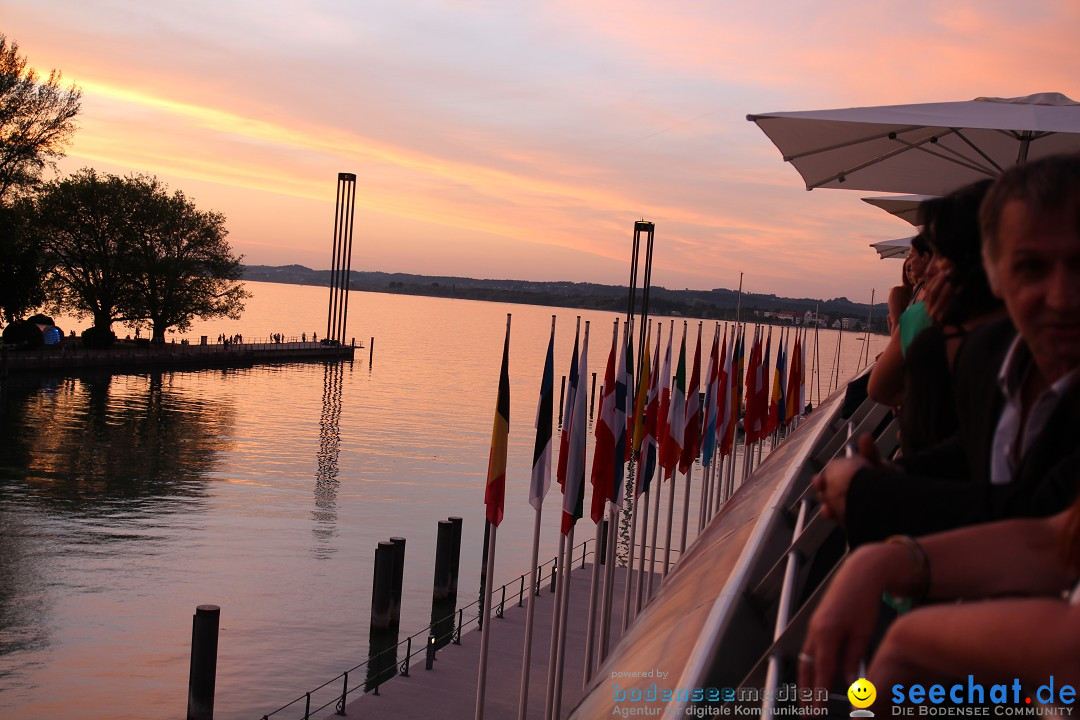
[333,563,660,720]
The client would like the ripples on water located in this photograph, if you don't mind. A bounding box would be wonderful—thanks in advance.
[0,282,886,718]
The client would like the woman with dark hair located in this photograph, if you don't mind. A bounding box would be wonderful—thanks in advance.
[867,182,1004,456]
[886,241,925,335]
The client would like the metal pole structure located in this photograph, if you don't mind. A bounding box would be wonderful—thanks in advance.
[337,175,358,347]
[326,178,344,342]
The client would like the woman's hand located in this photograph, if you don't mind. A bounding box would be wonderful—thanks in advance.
[799,543,911,702]
[923,258,956,324]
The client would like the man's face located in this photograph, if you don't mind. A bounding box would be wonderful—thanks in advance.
[991,198,1080,382]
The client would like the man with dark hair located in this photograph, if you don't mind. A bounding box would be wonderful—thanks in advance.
[816,153,1080,545]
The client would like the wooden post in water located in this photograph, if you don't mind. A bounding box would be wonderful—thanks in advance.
[187,605,220,720]
[389,537,406,629]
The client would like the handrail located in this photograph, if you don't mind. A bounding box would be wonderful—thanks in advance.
[257,538,594,720]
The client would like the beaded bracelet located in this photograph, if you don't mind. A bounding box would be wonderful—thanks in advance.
[884,534,932,606]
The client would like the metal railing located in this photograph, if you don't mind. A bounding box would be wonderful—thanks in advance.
[258,539,594,720]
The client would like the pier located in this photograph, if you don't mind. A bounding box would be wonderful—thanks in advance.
[0,340,356,376]
[333,562,651,720]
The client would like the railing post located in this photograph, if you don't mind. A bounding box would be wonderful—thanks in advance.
[581,540,587,569]
[496,584,505,618]
[550,557,557,593]
[304,691,311,720]
[426,634,436,670]
[335,672,348,716]
[454,609,462,645]
[518,575,524,607]
[402,637,411,677]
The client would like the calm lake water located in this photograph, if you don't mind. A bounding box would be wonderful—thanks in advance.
[0,281,885,719]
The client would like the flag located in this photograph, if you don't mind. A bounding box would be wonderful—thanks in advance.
[718,326,733,457]
[701,325,721,468]
[613,329,632,506]
[556,323,580,489]
[631,330,651,458]
[639,327,661,497]
[562,326,589,534]
[656,323,674,471]
[757,326,771,442]
[485,319,511,526]
[590,323,619,523]
[732,325,746,450]
[768,328,786,435]
[786,328,802,424]
[744,326,761,446]
[678,324,703,475]
[660,324,686,473]
[529,321,555,511]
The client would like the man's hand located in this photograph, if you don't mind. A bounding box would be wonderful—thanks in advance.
[813,434,897,524]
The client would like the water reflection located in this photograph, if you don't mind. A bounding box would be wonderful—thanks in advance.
[0,371,234,676]
[312,361,346,558]
[4,373,232,511]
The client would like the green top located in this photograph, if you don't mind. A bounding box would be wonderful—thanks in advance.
[900,301,932,357]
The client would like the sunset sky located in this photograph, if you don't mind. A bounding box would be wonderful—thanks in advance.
[5,1,1080,300]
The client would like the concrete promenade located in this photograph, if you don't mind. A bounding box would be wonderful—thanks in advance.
[334,563,659,720]
[0,340,355,376]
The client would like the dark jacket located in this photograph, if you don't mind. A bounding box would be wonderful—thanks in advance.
[845,317,1080,546]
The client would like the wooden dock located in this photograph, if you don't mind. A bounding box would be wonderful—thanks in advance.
[334,563,656,720]
[0,341,355,376]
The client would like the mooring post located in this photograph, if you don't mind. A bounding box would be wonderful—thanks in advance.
[447,516,463,604]
[433,520,453,602]
[389,537,406,629]
[371,542,394,631]
[369,337,374,367]
[187,604,220,720]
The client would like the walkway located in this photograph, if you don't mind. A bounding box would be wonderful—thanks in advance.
[334,563,657,720]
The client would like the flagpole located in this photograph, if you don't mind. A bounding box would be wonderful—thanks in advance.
[553,525,575,720]
[634,484,649,615]
[647,471,662,599]
[543,532,565,720]
[476,313,512,720]
[601,317,631,661]
[584,317,618,684]
[475,520,498,720]
[600,500,618,660]
[519,315,556,720]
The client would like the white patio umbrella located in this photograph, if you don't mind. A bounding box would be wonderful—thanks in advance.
[860,194,935,226]
[747,92,1080,195]
[869,237,912,260]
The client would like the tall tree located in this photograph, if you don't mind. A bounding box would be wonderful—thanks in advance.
[0,34,81,202]
[123,180,248,342]
[0,201,45,324]
[36,169,248,339]
[36,169,141,331]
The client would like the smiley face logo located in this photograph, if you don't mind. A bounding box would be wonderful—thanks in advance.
[848,678,876,708]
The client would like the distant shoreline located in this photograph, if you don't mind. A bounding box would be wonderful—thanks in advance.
[242,265,890,333]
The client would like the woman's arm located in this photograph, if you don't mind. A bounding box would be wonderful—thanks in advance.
[871,598,1080,694]
[800,512,1074,693]
[867,329,905,406]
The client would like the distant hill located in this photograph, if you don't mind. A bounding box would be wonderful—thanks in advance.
[242,265,888,332]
